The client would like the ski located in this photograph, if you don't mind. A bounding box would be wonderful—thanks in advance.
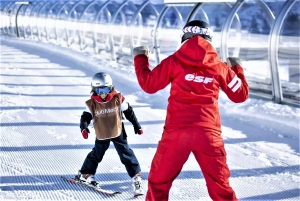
[133,184,144,197]
[60,176,122,195]
[134,192,144,197]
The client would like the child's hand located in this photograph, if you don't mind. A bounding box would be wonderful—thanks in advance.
[81,128,90,139]
[134,126,143,135]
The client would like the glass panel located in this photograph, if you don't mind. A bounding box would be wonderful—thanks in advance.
[266,0,286,17]
[40,2,57,17]
[30,2,44,39]
[190,3,232,57]
[56,1,77,44]
[157,5,191,61]
[113,2,139,55]
[93,3,114,53]
[48,2,66,18]
[2,2,14,12]
[0,2,13,33]
[46,1,66,41]
[7,4,19,36]
[38,2,56,41]
[70,1,90,20]
[79,1,103,52]
[230,0,273,96]
[22,1,38,38]
[81,2,103,22]
[67,1,91,49]
[104,2,133,58]
[0,2,10,11]
[278,1,300,104]
[58,1,76,19]
[152,3,165,14]
[132,3,159,48]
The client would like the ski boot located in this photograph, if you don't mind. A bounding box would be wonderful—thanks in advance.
[132,173,144,197]
[77,170,97,186]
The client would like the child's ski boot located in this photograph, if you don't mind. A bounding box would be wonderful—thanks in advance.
[132,173,144,197]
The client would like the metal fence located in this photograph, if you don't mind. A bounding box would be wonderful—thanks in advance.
[1,0,299,107]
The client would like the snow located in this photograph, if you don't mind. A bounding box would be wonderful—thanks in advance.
[0,36,299,201]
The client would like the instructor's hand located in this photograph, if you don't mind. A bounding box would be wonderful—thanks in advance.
[133,46,150,57]
[226,57,243,67]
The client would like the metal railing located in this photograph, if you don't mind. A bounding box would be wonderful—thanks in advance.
[0,0,299,107]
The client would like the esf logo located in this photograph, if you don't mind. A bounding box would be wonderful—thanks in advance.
[185,74,213,84]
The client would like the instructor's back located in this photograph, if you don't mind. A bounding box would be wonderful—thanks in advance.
[133,20,249,201]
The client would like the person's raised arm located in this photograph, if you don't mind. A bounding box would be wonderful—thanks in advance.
[220,57,249,103]
[133,46,173,94]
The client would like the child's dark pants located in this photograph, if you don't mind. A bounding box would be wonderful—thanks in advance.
[80,126,141,178]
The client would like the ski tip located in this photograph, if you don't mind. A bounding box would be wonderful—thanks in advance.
[134,193,144,197]
[96,190,122,195]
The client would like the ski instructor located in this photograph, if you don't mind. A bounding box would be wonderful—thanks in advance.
[132,20,249,201]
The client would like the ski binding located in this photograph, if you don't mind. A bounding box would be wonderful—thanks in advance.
[61,176,122,195]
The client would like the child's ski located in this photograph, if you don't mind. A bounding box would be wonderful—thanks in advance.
[134,192,144,197]
[60,176,122,195]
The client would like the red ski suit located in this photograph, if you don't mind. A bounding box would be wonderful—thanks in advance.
[134,36,249,201]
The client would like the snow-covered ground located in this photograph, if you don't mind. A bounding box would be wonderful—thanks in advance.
[0,36,299,201]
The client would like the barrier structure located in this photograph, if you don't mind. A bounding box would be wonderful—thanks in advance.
[1,0,299,106]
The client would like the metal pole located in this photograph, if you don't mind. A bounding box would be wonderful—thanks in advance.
[268,0,296,103]
[16,4,24,37]
[15,2,31,37]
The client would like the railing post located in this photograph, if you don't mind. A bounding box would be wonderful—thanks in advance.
[15,2,31,37]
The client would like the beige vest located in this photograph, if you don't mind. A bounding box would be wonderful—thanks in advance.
[86,93,122,140]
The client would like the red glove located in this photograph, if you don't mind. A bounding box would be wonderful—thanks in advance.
[81,128,90,139]
[134,126,143,135]
[138,129,143,134]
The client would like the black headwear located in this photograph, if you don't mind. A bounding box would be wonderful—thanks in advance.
[181,20,213,43]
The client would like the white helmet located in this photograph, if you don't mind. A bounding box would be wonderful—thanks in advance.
[91,72,114,94]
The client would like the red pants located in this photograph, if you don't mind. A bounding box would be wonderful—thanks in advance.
[146,127,238,201]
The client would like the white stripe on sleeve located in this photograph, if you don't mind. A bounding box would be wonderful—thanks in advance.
[228,75,241,92]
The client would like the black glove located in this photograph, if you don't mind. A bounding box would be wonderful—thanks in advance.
[133,125,143,135]
[80,111,92,139]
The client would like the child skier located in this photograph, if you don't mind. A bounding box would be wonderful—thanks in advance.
[76,72,144,196]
